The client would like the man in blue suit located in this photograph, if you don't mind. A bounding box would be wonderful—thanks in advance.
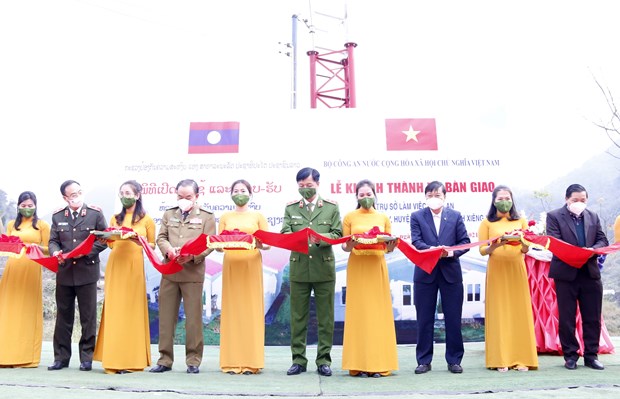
[410,181,470,374]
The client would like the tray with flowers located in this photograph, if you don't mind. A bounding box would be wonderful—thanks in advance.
[207,229,256,250]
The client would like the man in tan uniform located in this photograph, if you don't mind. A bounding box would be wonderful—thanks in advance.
[150,179,215,374]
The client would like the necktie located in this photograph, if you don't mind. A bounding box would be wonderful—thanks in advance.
[307,203,314,214]
[72,211,78,220]
[182,211,190,221]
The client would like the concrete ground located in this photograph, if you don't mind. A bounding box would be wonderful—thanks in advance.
[1,340,620,399]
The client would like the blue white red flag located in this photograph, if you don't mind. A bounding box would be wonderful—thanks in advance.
[188,121,240,154]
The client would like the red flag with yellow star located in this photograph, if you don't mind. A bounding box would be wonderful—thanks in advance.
[385,118,438,151]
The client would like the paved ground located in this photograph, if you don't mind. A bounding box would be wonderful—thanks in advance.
[1,340,620,399]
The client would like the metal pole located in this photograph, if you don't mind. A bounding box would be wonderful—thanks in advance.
[307,50,318,108]
[291,15,298,109]
[345,42,357,108]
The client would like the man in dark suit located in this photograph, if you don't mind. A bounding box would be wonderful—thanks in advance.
[547,183,609,371]
[48,180,108,371]
[281,167,342,377]
[150,179,215,374]
[410,181,470,374]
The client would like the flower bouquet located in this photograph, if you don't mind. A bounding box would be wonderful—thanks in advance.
[351,226,395,255]
[207,229,256,250]
[523,217,552,261]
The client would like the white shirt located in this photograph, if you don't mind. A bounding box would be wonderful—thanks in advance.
[432,208,454,257]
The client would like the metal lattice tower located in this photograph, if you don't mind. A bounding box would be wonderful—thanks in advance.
[307,42,357,108]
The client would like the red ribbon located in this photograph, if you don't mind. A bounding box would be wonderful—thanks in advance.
[522,231,620,268]
[21,227,619,276]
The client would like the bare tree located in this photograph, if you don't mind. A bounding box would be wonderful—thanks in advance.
[593,75,620,158]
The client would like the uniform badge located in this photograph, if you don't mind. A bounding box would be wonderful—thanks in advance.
[189,218,202,224]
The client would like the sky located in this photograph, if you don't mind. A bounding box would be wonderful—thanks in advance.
[1,0,619,215]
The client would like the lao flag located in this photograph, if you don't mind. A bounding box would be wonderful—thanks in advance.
[385,118,438,151]
[188,122,240,154]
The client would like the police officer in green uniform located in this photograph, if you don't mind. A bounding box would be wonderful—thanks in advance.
[150,179,215,374]
[281,167,342,377]
[48,180,108,372]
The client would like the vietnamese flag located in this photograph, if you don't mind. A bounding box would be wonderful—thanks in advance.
[385,118,438,151]
[188,121,240,154]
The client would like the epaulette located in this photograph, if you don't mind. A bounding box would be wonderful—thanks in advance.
[53,206,66,214]
[166,206,180,211]
[87,204,102,212]
[287,199,302,206]
[199,207,213,214]
[322,198,338,205]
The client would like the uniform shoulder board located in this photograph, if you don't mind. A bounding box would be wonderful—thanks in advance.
[165,206,180,211]
[87,204,102,212]
[199,207,213,214]
[53,207,66,214]
[287,199,301,206]
[322,198,338,205]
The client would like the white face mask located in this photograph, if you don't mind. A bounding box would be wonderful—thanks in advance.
[568,201,586,216]
[177,198,194,212]
[425,197,444,211]
[69,195,83,209]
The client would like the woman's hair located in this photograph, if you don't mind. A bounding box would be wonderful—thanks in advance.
[115,180,147,226]
[14,191,40,231]
[486,185,520,222]
[355,179,377,209]
[230,179,253,195]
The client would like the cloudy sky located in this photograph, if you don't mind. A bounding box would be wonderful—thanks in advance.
[1,0,619,213]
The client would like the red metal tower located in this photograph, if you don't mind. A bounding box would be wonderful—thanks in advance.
[307,42,357,108]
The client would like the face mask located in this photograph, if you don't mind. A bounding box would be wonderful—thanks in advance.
[495,200,512,213]
[19,208,35,218]
[232,194,250,207]
[425,197,444,211]
[358,197,375,209]
[568,201,587,216]
[69,195,83,209]
[177,198,194,212]
[298,187,316,200]
[120,197,136,208]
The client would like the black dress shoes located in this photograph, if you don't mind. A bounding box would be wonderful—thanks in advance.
[317,364,332,376]
[415,364,431,374]
[116,370,129,374]
[584,359,604,370]
[564,359,577,370]
[286,363,306,375]
[187,365,200,374]
[448,364,463,374]
[149,364,172,373]
[47,360,69,371]
[79,361,92,371]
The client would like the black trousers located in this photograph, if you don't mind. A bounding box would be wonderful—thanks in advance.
[555,275,602,361]
[52,282,98,363]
